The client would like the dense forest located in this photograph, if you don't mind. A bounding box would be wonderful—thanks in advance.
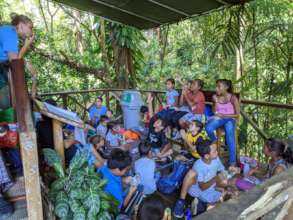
[1,0,292,160]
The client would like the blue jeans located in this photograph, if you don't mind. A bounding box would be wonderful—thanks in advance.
[205,117,236,165]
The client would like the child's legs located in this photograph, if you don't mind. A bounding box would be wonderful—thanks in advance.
[223,118,236,165]
[205,118,226,142]
[179,169,197,200]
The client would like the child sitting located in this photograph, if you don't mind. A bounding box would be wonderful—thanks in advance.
[106,122,132,151]
[134,141,157,195]
[165,78,179,109]
[137,194,171,220]
[96,115,109,137]
[147,117,172,158]
[180,79,205,122]
[234,138,293,191]
[85,135,108,167]
[180,120,207,159]
[92,147,137,208]
[173,140,228,218]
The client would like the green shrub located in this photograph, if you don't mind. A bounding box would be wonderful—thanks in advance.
[43,148,118,220]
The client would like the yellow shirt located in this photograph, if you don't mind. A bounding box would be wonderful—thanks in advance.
[186,132,207,158]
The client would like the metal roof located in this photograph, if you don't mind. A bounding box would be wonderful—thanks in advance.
[53,0,249,29]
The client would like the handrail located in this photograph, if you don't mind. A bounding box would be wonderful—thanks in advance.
[39,88,293,110]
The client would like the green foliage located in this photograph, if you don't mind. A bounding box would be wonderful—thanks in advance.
[43,148,118,219]
[1,0,292,159]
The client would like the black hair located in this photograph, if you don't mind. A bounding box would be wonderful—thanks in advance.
[216,79,233,93]
[45,99,57,106]
[140,105,149,114]
[266,138,293,164]
[191,120,203,133]
[139,141,152,156]
[89,134,104,145]
[96,96,103,102]
[0,124,9,134]
[196,139,213,158]
[166,78,175,85]
[99,115,109,123]
[108,148,132,171]
[137,194,166,220]
[194,79,204,89]
[106,121,119,135]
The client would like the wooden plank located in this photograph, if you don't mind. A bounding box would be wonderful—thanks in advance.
[53,119,65,168]
[33,99,85,128]
[9,59,43,220]
[194,167,293,220]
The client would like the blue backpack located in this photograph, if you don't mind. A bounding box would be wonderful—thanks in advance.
[157,160,189,194]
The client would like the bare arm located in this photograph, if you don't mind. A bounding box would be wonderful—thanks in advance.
[198,176,217,191]
[25,60,37,98]
[123,185,137,207]
[147,93,154,118]
[91,147,105,168]
[8,35,34,61]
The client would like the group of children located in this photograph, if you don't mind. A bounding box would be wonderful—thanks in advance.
[39,78,292,220]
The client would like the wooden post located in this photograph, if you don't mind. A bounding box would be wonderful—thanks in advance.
[52,119,65,167]
[62,94,68,109]
[9,59,43,220]
[106,90,110,109]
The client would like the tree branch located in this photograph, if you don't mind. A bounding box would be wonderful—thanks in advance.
[33,48,112,85]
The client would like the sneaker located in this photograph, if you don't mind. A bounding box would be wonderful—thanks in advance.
[173,199,185,218]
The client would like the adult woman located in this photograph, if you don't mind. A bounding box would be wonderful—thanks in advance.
[0,14,34,109]
[205,79,240,166]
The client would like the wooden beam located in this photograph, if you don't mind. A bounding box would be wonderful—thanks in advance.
[10,59,43,220]
[240,110,269,140]
[53,119,65,168]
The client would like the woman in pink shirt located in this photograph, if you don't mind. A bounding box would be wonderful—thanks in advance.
[205,79,240,166]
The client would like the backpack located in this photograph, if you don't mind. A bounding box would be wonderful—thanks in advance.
[157,160,189,194]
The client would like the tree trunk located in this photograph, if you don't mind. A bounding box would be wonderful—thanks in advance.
[74,11,84,55]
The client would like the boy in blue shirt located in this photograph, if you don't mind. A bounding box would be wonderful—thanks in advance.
[173,140,228,218]
[87,97,107,127]
[165,78,179,108]
[90,146,137,209]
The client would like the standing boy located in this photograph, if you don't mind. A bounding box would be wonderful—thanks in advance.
[165,78,179,109]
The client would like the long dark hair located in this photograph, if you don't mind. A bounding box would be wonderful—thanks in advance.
[216,79,233,93]
[266,138,293,164]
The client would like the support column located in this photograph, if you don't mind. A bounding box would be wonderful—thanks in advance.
[10,59,43,220]
[52,119,65,168]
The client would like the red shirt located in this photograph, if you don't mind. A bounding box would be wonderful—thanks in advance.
[185,90,205,114]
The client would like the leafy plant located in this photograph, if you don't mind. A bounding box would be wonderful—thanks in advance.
[43,148,118,220]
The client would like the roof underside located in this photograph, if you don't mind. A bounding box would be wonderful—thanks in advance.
[53,0,249,29]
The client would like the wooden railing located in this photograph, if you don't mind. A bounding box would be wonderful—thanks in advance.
[38,88,293,153]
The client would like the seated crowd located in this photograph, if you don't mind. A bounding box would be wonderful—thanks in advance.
[33,78,293,219]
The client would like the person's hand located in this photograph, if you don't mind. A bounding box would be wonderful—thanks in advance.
[147,93,153,104]
[248,165,259,176]
[24,34,35,48]
[215,112,224,118]
[229,166,241,174]
[25,60,37,76]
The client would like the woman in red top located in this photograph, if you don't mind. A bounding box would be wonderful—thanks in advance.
[180,79,205,122]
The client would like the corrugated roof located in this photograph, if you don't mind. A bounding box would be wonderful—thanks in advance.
[53,0,249,29]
